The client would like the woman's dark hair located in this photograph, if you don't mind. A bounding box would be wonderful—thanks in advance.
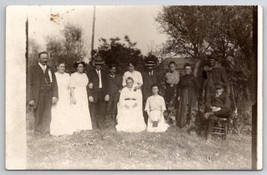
[128,61,137,67]
[151,83,160,90]
[126,77,134,83]
[57,60,66,67]
[74,61,86,69]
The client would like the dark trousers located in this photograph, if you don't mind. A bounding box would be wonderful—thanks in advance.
[205,108,230,139]
[33,90,52,135]
[107,92,119,116]
[143,99,149,125]
[165,85,176,104]
[89,89,107,129]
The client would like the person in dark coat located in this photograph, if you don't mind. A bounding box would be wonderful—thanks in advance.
[142,60,158,124]
[204,54,230,103]
[204,82,230,139]
[176,63,199,128]
[87,56,110,129]
[27,51,58,137]
[106,64,122,122]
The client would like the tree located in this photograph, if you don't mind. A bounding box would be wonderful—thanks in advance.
[156,6,256,130]
[28,38,41,67]
[94,35,144,73]
[46,24,87,73]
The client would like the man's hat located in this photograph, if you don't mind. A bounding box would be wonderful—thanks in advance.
[94,56,105,65]
[215,82,225,89]
[145,60,156,67]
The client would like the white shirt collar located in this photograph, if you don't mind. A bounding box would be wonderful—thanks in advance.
[38,62,47,68]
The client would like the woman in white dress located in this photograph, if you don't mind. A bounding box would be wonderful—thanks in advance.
[51,61,74,136]
[70,61,92,131]
[145,84,169,132]
[122,62,144,106]
[116,77,146,132]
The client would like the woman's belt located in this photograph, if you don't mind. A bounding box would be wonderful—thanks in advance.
[125,98,136,101]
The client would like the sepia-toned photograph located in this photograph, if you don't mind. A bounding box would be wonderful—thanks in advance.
[5,5,262,170]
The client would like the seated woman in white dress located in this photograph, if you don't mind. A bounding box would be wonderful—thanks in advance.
[122,62,143,106]
[70,61,92,132]
[145,84,169,132]
[51,61,75,136]
[116,77,146,132]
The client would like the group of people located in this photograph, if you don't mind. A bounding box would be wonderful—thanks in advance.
[28,51,231,139]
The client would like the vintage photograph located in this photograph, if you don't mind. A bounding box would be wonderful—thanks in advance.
[6,5,262,170]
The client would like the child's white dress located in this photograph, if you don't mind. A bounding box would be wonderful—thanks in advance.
[145,94,169,132]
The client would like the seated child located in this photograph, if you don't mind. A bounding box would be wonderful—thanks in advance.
[145,84,169,132]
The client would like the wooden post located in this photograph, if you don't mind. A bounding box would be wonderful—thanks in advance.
[91,6,96,59]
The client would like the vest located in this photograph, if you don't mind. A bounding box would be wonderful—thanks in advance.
[40,70,52,91]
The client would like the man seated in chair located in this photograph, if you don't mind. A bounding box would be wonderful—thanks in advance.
[204,82,230,140]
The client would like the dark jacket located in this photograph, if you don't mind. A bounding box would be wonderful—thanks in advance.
[27,64,58,109]
[107,73,122,95]
[206,91,230,110]
[206,65,230,95]
[141,70,159,101]
[87,68,109,102]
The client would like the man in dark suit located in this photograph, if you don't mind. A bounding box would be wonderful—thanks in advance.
[204,82,230,140]
[106,64,122,122]
[142,60,158,124]
[87,56,110,129]
[27,51,58,137]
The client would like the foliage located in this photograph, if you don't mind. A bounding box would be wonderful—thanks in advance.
[46,24,87,73]
[28,38,42,67]
[94,35,145,73]
[156,6,255,130]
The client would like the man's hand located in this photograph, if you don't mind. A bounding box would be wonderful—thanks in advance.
[88,83,93,89]
[52,97,58,105]
[29,100,34,106]
[104,95,110,102]
[89,96,94,103]
[177,96,180,101]
[212,107,221,112]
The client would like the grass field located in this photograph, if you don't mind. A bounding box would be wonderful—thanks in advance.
[26,112,252,170]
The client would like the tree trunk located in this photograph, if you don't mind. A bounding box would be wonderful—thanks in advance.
[193,59,202,77]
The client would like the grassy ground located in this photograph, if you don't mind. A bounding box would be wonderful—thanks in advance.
[26,112,252,170]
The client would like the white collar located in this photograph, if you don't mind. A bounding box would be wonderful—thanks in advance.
[38,62,47,68]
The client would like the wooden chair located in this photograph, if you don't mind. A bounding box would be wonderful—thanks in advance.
[205,115,229,140]
[210,117,228,140]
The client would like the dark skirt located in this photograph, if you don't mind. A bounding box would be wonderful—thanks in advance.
[176,88,197,128]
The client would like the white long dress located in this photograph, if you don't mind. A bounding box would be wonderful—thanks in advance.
[116,87,146,132]
[145,95,169,132]
[122,70,143,106]
[70,72,92,131]
[51,72,74,136]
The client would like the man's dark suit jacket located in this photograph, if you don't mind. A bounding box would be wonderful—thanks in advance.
[27,64,58,109]
[107,74,122,95]
[87,69,109,103]
[142,70,159,101]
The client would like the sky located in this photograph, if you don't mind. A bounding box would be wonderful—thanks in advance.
[28,6,168,62]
